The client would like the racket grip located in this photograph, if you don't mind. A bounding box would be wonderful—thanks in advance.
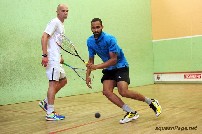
[85,62,96,71]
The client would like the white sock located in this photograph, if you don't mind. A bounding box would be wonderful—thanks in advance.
[47,105,54,115]
[122,104,135,113]
[145,97,152,105]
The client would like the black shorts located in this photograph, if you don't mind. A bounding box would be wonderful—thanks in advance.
[101,67,130,85]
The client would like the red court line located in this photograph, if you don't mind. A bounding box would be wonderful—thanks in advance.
[49,106,201,133]
[48,107,148,134]
[49,114,121,134]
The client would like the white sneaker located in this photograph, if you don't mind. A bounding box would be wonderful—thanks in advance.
[119,111,139,124]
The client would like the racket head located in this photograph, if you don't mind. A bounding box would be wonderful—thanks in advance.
[72,67,94,82]
[57,34,86,63]
[63,63,94,82]
[57,34,78,56]
[73,67,86,81]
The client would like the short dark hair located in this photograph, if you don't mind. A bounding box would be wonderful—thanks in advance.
[91,18,102,26]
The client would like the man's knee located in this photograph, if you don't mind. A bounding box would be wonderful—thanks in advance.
[63,78,67,85]
[119,90,128,97]
[102,90,113,97]
[60,78,67,85]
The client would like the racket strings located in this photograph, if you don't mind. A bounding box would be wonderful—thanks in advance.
[74,68,94,82]
[58,34,86,63]
[62,40,77,56]
[74,68,86,81]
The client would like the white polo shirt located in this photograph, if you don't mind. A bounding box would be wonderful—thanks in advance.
[44,17,65,62]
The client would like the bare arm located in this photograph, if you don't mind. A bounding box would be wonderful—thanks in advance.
[41,32,50,67]
[86,57,94,88]
[41,32,50,55]
[88,52,117,70]
[86,52,117,88]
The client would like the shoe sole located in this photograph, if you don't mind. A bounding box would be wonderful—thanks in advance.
[132,114,139,120]
[46,118,65,121]
[156,107,162,117]
[120,114,139,124]
[156,112,161,117]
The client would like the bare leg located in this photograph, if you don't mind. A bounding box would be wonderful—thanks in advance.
[117,81,145,101]
[102,80,125,108]
[47,81,59,105]
[55,78,67,94]
[47,78,67,105]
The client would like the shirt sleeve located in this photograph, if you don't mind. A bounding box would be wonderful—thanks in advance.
[108,37,118,53]
[44,20,57,36]
[88,47,96,58]
[87,40,96,58]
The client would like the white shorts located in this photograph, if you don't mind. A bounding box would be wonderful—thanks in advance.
[46,61,66,81]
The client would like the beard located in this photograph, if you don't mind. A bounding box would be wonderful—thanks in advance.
[93,31,102,39]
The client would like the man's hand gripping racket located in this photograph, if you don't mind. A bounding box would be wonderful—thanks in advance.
[85,62,96,89]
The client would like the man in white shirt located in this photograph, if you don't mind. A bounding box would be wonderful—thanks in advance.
[39,4,68,121]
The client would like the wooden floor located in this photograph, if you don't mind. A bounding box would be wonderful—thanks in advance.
[0,84,201,134]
